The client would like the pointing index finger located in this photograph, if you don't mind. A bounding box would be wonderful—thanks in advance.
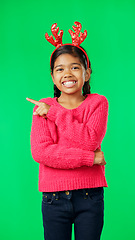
[26,97,41,106]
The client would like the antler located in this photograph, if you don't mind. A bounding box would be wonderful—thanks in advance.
[68,21,87,46]
[45,23,63,47]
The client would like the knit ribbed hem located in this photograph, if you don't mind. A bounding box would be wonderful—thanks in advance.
[82,151,95,167]
[38,176,108,192]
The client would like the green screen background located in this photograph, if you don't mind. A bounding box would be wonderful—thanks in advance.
[0,0,135,239]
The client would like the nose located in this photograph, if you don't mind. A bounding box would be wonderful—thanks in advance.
[64,71,73,79]
[63,66,72,78]
[64,74,72,79]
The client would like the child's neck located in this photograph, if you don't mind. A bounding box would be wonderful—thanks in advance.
[57,92,86,107]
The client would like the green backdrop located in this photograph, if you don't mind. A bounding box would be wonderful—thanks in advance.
[0,0,135,239]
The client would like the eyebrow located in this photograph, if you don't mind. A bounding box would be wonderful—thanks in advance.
[54,63,81,69]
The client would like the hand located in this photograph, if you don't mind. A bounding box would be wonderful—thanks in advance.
[93,148,106,165]
[26,97,51,118]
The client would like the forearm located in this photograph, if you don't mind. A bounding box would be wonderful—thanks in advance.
[30,108,95,169]
[31,141,95,169]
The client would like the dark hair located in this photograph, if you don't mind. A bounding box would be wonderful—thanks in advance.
[50,45,92,97]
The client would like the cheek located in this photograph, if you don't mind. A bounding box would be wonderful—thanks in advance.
[53,73,60,80]
[82,71,86,79]
[76,69,86,79]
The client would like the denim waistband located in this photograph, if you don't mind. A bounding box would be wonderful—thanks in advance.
[43,187,103,200]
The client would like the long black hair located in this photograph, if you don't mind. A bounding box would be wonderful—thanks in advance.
[50,45,92,98]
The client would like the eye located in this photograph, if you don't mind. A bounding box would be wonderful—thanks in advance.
[56,68,63,71]
[72,66,79,69]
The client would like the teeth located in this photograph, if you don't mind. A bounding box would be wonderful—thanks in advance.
[63,81,76,85]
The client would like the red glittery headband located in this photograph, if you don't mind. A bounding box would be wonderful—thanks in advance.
[45,21,89,68]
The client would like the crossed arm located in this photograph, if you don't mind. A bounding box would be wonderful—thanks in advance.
[30,97,108,169]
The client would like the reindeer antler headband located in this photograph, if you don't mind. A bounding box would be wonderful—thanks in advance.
[45,21,89,68]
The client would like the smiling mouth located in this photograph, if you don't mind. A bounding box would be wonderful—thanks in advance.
[62,80,77,86]
[62,80,77,88]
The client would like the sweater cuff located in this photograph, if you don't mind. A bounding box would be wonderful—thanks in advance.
[82,151,95,167]
[46,105,58,122]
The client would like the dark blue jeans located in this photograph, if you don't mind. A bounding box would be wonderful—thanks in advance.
[42,187,104,240]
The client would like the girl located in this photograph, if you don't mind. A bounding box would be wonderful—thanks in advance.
[27,23,109,240]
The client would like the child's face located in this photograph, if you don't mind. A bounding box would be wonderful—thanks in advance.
[51,53,90,96]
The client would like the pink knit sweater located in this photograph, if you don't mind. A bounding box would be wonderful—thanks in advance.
[30,93,109,192]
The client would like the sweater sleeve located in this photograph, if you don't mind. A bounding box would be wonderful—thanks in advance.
[30,104,95,169]
[46,96,109,151]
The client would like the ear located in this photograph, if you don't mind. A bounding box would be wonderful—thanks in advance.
[85,68,91,82]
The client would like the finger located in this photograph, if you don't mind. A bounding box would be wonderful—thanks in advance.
[33,108,44,116]
[34,106,43,114]
[26,97,41,106]
[37,106,47,115]
[33,112,39,115]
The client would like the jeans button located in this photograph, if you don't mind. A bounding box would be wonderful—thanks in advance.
[84,192,88,199]
[65,191,70,195]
